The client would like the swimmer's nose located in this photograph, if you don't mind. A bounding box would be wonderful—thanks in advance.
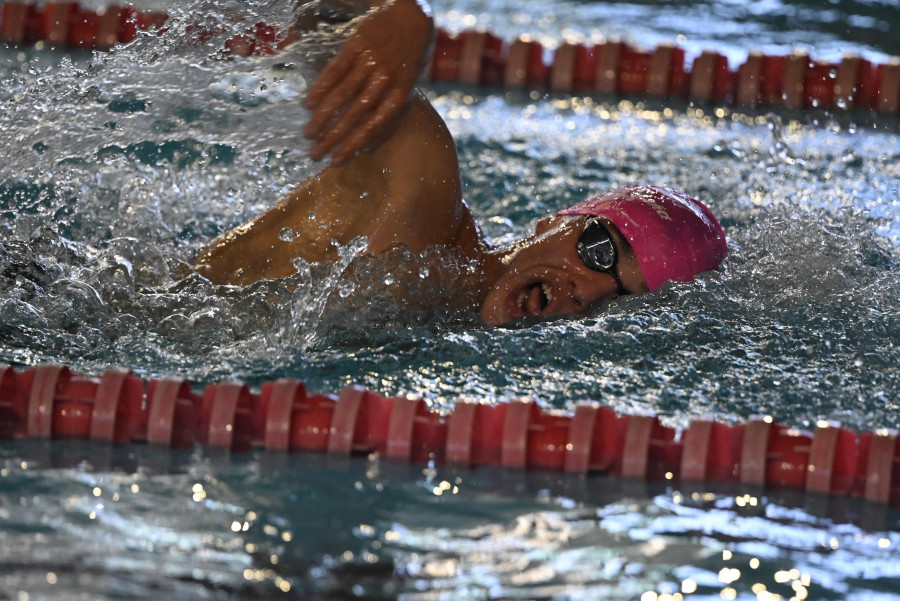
[569,273,620,313]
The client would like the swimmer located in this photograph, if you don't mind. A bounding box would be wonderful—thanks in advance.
[194,1,728,325]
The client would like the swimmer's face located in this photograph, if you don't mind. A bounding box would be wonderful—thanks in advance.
[479,216,648,325]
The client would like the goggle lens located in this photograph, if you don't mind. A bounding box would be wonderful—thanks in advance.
[576,219,628,296]
[577,220,617,272]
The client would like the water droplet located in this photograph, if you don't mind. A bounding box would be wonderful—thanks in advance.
[383,274,395,286]
[292,257,310,279]
[841,150,862,167]
[307,211,316,220]
[419,266,430,279]
[279,227,294,242]
[338,279,355,298]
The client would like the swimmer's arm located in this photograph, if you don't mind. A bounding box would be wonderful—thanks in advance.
[194,93,475,286]
[302,0,435,166]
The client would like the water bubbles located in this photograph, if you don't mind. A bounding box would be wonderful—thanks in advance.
[189,306,223,330]
[50,279,106,314]
[279,227,295,242]
[344,236,370,257]
[292,256,311,279]
[0,0,327,173]
[764,113,803,167]
[338,279,355,298]
[840,149,862,167]
[207,62,307,108]
[383,274,396,286]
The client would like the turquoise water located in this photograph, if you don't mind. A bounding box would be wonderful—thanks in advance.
[2,0,900,599]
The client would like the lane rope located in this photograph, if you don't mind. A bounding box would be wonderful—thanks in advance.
[0,363,898,506]
[1,1,899,113]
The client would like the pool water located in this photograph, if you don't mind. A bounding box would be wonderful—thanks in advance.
[2,0,900,599]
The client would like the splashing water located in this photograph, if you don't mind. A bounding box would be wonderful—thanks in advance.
[0,0,445,373]
[3,0,329,173]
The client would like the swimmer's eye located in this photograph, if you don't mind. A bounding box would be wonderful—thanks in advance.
[576,219,628,295]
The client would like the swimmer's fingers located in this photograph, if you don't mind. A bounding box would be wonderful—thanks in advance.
[304,54,372,145]
[303,0,433,163]
[329,87,408,167]
[309,70,393,162]
[304,40,356,111]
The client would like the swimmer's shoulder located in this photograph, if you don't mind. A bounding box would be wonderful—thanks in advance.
[338,91,472,255]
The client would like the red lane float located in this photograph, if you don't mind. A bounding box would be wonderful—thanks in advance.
[1,362,899,507]
[503,37,546,89]
[0,1,166,48]
[143,377,199,448]
[3,364,143,441]
[874,61,900,113]
[2,1,900,115]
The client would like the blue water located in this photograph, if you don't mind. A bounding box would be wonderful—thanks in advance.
[2,0,900,599]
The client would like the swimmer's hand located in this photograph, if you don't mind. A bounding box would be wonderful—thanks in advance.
[303,0,434,166]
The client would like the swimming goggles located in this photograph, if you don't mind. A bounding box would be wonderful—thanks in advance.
[576,219,628,295]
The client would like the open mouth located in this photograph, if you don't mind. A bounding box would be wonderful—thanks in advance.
[514,282,553,316]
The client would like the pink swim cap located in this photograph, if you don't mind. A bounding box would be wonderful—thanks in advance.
[557,186,728,291]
